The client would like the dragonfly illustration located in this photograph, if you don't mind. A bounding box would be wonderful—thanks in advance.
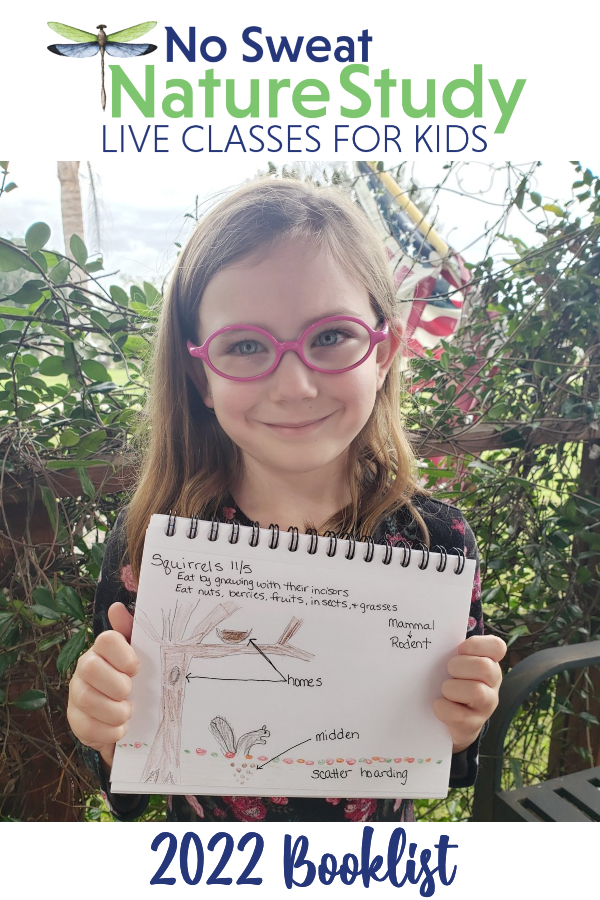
[47,21,157,111]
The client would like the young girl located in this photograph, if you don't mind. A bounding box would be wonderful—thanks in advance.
[68,176,505,823]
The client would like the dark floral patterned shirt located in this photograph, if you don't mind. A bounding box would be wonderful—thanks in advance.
[81,493,485,823]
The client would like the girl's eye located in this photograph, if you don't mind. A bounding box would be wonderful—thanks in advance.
[228,340,266,355]
[313,329,350,347]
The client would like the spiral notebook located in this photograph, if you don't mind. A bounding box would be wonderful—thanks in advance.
[110,513,476,799]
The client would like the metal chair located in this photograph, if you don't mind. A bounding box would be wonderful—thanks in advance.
[472,640,600,821]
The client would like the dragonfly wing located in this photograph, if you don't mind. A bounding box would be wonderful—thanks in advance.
[47,21,98,42]
[105,21,158,42]
[105,42,157,58]
[48,42,101,58]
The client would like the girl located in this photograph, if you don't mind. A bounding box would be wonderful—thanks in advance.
[68,176,505,823]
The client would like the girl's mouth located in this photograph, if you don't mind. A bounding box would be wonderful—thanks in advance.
[261,412,334,435]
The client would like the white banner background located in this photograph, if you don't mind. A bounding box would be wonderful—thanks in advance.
[2,0,598,157]
[2,822,596,894]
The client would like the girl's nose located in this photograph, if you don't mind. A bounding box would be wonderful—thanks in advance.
[266,348,319,401]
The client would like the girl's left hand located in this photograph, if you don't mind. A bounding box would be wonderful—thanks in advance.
[433,635,507,753]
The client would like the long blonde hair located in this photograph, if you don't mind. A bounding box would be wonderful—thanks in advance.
[121,176,432,584]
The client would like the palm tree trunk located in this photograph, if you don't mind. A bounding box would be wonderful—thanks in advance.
[57,161,84,254]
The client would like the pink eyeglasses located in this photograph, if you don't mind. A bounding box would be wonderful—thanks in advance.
[186,315,389,382]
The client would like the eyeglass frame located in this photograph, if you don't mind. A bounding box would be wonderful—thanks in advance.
[186,315,390,382]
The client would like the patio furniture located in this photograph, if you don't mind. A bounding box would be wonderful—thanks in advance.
[472,640,600,821]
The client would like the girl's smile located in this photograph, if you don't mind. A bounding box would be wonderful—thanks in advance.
[258,410,338,436]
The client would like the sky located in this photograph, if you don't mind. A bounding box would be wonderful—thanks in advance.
[1,158,597,286]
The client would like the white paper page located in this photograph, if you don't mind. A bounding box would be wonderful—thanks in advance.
[111,515,476,798]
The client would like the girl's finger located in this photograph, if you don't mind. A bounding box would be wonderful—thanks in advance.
[447,655,502,688]
[108,601,135,643]
[93,629,140,677]
[441,677,499,714]
[433,696,482,733]
[67,703,128,749]
[70,679,133,727]
[457,635,506,662]
[78,649,133,701]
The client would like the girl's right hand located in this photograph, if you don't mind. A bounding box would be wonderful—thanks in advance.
[67,602,139,769]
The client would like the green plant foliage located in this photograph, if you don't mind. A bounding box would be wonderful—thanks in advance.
[0,202,163,819]
[1,162,599,822]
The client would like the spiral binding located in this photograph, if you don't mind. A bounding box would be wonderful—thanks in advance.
[164,509,466,574]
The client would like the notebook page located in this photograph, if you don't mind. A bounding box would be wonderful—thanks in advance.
[111,515,476,798]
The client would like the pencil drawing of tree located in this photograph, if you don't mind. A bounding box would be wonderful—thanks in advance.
[135,599,313,784]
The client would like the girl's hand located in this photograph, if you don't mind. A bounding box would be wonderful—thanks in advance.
[433,635,506,753]
[67,602,138,770]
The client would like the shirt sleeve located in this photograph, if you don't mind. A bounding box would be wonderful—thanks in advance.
[78,507,150,822]
[448,514,488,789]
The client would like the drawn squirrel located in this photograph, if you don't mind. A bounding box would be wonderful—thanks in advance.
[210,716,270,757]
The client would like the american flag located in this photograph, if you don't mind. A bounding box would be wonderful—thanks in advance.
[351,162,487,481]
[351,162,485,418]
[352,162,471,359]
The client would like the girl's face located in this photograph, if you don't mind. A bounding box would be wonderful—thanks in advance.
[185,237,401,481]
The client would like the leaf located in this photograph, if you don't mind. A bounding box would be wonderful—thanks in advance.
[121,335,149,355]
[31,251,48,273]
[0,611,16,641]
[0,241,34,273]
[130,285,145,305]
[514,178,527,210]
[542,204,565,217]
[87,381,117,394]
[41,324,74,342]
[77,429,107,453]
[143,281,161,304]
[59,429,80,447]
[6,280,46,305]
[11,689,47,711]
[45,458,107,470]
[56,628,87,674]
[30,603,61,621]
[90,543,106,569]
[78,467,96,498]
[39,485,57,532]
[509,758,523,789]
[56,586,85,621]
[89,310,111,331]
[0,649,18,679]
[48,258,70,284]
[529,191,542,207]
[81,359,110,382]
[4,183,17,193]
[38,634,63,652]
[39,357,64,376]
[547,573,569,591]
[110,285,129,307]
[507,624,529,647]
[70,234,88,267]
[0,162,8,170]
[31,587,55,608]
[25,222,51,254]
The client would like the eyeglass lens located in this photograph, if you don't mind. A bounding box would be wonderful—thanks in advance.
[207,320,372,377]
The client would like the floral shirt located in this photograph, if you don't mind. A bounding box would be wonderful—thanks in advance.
[81,493,485,823]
